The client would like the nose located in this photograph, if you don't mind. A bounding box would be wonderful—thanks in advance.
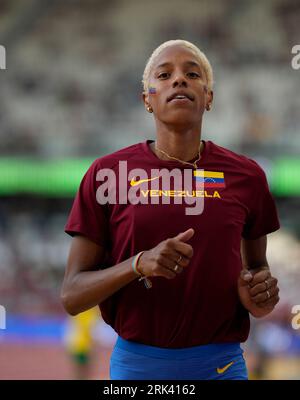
[172,72,187,88]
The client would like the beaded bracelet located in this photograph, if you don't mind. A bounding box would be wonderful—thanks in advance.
[131,251,152,289]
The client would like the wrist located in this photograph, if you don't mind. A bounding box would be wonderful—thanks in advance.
[136,252,147,276]
[131,251,152,289]
[131,251,145,277]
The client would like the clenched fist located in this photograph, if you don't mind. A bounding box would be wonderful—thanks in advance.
[138,228,194,279]
[238,266,280,318]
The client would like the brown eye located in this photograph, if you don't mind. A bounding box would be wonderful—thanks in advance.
[158,72,170,79]
[187,72,200,78]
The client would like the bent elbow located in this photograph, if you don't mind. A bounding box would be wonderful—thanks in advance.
[60,288,80,316]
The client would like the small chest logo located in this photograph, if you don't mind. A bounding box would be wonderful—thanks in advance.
[194,170,226,188]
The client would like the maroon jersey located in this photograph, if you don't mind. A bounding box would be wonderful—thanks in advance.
[65,140,280,348]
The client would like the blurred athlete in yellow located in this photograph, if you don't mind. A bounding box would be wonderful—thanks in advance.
[64,307,100,379]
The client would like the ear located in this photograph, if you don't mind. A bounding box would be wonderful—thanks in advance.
[206,89,213,110]
[142,91,151,111]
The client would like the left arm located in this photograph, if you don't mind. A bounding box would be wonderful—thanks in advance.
[238,235,280,318]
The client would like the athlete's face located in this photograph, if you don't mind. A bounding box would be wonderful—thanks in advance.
[143,45,213,127]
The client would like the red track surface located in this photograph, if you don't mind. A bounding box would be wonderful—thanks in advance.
[0,343,113,380]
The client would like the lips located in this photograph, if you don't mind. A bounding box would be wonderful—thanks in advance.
[167,91,194,102]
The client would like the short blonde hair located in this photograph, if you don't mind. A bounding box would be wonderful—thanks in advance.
[142,39,214,92]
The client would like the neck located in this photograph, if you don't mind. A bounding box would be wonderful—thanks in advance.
[152,121,202,161]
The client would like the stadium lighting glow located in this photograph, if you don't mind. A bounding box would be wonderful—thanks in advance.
[0,157,298,197]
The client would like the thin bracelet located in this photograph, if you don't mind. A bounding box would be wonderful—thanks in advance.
[132,251,144,276]
[131,251,152,289]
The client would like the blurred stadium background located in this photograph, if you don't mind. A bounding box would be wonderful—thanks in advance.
[0,0,300,380]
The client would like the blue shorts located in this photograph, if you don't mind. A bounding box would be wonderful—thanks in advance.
[110,336,248,380]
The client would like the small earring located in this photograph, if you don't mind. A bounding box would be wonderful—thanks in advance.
[206,104,211,111]
[146,106,153,113]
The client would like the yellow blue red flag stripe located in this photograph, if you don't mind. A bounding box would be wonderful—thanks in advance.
[194,170,226,188]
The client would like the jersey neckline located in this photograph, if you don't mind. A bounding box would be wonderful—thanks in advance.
[140,138,210,169]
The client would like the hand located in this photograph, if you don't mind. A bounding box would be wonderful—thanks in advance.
[238,266,280,318]
[138,228,194,279]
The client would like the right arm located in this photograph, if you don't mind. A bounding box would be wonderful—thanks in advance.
[61,229,194,316]
[60,235,138,315]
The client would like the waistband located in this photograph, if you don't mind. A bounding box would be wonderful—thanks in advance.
[115,336,243,360]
